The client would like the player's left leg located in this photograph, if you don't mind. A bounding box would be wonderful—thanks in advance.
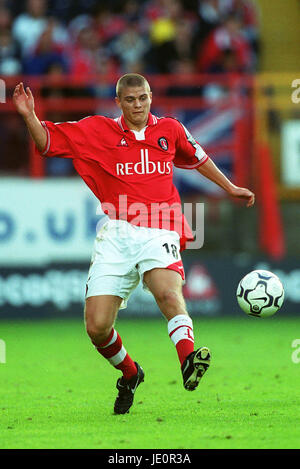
[143,268,194,363]
[143,268,211,390]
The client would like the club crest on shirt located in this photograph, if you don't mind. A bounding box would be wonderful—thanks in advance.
[117,137,128,147]
[158,137,168,151]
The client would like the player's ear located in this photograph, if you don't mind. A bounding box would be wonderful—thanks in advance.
[149,91,152,103]
[115,96,121,109]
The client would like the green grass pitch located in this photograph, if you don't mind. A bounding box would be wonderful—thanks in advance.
[0,316,300,449]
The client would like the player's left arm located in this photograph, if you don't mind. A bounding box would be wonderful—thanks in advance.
[197,157,255,207]
[172,119,255,207]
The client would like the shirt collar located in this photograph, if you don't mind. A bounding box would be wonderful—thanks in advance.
[118,113,158,132]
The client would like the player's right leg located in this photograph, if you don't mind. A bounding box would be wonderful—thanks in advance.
[85,294,138,380]
[84,221,146,413]
[85,294,144,414]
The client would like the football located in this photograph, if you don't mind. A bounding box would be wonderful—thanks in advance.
[236,270,284,318]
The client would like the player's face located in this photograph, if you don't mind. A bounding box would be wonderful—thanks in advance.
[115,86,152,131]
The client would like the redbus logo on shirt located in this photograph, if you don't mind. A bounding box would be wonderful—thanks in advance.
[116,149,172,176]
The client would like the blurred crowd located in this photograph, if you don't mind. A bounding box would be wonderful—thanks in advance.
[0,0,260,79]
[0,0,261,176]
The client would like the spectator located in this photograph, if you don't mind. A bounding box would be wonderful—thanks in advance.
[0,0,23,17]
[222,0,260,60]
[146,0,187,73]
[196,13,253,74]
[148,0,182,45]
[0,28,22,75]
[68,13,93,41]
[12,0,68,57]
[122,0,141,24]
[48,0,98,23]
[12,0,48,56]
[22,20,69,75]
[169,18,196,71]
[195,0,223,44]
[68,26,114,80]
[149,16,196,74]
[143,0,178,23]
[0,5,12,29]
[109,21,150,73]
[92,5,127,46]
[0,7,22,75]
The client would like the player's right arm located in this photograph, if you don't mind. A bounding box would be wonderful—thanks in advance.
[13,82,47,152]
[13,82,94,159]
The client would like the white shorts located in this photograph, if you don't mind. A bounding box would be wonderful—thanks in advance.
[85,220,184,309]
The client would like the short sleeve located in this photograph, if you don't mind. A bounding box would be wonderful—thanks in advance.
[173,120,209,169]
[37,116,94,159]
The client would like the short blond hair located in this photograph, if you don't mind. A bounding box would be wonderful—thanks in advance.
[116,73,151,98]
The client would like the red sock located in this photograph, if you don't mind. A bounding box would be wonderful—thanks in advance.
[168,314,194,366]
[93,329,137,380]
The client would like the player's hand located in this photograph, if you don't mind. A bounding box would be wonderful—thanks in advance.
[229,185,255,207]
[13,82,35,118]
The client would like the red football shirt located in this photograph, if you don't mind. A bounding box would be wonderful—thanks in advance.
[38,113,209,249]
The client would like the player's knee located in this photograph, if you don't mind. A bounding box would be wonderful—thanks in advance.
[155,289,185,313]
[85,314,113,344]
[84,296,118,343]
[85,308,113,343]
